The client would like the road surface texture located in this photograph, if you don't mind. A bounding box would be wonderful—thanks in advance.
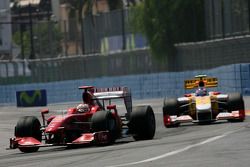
[0,97,250,167]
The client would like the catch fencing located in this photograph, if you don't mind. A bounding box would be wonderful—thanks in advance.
[2,32,250,85]
[8,8,145,60]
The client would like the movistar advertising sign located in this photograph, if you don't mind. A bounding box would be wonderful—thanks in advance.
[16,89,47,107]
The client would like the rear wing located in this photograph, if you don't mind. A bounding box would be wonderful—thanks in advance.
[93,87,130,99]
[184,75,218,89]
[94,87,132,114]
[89,86,132,114]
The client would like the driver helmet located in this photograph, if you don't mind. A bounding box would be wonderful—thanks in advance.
[76,103,89,113]
[195,88,207,96]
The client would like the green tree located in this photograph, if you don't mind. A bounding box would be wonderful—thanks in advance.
[13,30,31,58]
[131,0,205,59]
[13,22,62,59]
[33,22,62,58]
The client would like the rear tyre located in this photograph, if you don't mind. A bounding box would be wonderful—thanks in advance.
[15,116,41,153]
[91,111,119,143]
[163,98,180,128]
[129,105,156,141]
[227,93,245,122]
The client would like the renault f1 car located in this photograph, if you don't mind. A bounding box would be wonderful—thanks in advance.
[163,75,245,128]
[9,86,155,153]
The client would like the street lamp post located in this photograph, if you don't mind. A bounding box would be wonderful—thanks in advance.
[121,3,126,50]
[28,3,35,59]
[18,7,24,60]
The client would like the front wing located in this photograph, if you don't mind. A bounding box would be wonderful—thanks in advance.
[164,110,245,126]
[8,131,110,150]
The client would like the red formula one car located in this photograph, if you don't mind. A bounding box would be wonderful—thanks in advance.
[9,86,155,153]
[163,75,245,128]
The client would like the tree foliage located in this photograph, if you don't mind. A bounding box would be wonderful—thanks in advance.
[13,30,31,58]
[13,22,62,59]
[33,22,62,58]
[131,0,205,59]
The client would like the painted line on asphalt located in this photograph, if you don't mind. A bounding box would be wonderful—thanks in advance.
[106,128,243,167]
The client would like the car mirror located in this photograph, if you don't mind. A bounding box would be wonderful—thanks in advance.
[41,109,49,114]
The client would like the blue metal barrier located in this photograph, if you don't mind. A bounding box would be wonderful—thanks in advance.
[0,63,249,105]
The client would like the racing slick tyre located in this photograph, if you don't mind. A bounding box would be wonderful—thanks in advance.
[91,110,119,143]
[15,116,42,153]
[163,98,179,115]
[227,93,245,122]
[129,105,156,141]
[163,98,180,128]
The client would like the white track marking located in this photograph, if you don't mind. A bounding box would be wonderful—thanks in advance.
[106,128,243,167]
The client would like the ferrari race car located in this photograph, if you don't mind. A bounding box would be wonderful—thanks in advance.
[9,86,155,153]
[163,75,245,128]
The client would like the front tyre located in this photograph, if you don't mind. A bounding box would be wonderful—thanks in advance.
[129,105,156,141]
[163,98,180,128]
[227,93,245,122]
[15,116,42,153]
[91,111,119,143]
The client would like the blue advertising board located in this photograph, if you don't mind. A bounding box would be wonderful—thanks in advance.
[16,89,47,107]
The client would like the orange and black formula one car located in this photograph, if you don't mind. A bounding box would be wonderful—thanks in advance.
[163,75,245,128]
[9,86,155,153]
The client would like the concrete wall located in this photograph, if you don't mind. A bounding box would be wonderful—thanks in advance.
[0,63,249,105]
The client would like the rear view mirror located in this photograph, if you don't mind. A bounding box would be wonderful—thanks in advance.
[41,109,49,114]
[41,109,49,126]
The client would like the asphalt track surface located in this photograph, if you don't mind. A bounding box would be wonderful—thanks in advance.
[0,97,250,167]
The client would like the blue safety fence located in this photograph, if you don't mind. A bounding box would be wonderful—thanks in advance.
[0,63,249,105]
